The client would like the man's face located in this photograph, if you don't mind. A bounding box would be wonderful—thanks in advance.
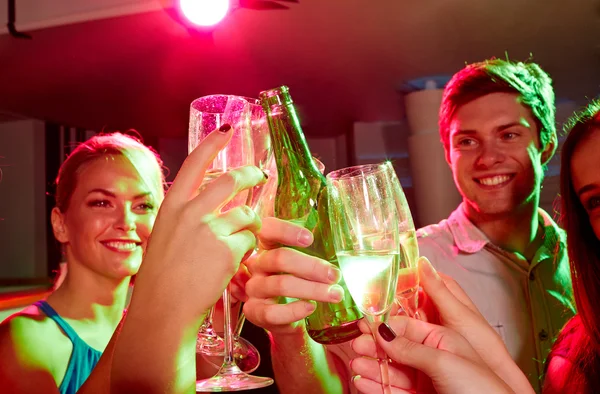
[446,92,552,217]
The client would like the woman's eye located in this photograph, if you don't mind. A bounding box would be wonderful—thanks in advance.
[88,199,111,208]
[136,202,155,212]
[587,197,600,210]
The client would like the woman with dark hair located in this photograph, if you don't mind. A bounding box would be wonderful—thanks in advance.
[544,99,600,393]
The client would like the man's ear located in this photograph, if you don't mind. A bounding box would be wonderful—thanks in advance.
[51,207,69,244]
[541,134,558,166]
[445,146,452,167]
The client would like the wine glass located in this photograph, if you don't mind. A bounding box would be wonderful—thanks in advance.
[200,96,272,377]
[381,161,420,318]
[189,94,273,391]
[327,163,401,394]
[201,336,261,374]
[190,94,251,357]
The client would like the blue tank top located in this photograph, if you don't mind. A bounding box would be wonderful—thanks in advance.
[35,301,102,394]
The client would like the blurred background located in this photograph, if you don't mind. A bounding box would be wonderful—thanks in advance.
[0,0,598,296]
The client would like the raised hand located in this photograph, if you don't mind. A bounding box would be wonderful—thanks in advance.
[351,257,533,394]
[243,217,344,335]
[111,126,267,394]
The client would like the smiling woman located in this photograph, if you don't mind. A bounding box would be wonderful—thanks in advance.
[544,99,600,393]
[0,132,166,394]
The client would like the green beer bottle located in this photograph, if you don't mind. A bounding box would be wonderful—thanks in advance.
[259,86,363,344]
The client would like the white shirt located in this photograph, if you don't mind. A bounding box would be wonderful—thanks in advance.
[417,204,574,392]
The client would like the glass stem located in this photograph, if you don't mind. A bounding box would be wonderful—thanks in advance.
[235,311,246,338]
[366,315,392,394]
[205,305,216,329]
[221,285,240,372]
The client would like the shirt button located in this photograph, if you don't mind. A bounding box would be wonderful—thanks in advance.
[529,272,535,281]
[539,329,549,341]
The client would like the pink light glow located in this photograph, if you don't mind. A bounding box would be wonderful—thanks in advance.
[180,0,229,27]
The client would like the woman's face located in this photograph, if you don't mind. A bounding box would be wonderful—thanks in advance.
[52,155,160,279]
[571,128,600,240]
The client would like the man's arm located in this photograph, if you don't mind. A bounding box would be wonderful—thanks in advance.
[271,329,348,394]
[243,218,351,394]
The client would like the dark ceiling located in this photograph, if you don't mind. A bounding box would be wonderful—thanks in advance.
[1,0,599,142]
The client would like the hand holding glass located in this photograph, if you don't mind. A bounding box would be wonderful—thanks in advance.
[327,163,400,394]
[189,94,273,391]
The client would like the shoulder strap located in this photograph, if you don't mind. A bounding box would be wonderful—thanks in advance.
[34,300,80,343]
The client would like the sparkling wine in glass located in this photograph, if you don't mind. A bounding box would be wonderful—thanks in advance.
[381,161,420,318]
[327,163,401,394]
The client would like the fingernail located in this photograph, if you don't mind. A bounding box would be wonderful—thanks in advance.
[297,230,313,246]
[328,285,344,302]
[378,323,397,342]
[420,256,439,279]
[219,123,232,133]
[351,375,361,385]
[328,267,341,283]
[305,301,316,312]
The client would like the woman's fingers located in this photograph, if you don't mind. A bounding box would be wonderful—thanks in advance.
[191,165,266,215]
[167,126,234,204]
[210,205,262,236]
[418,257,480,322]
[352,376,413,394]
[223,230,258,264]
[351,357,416,389]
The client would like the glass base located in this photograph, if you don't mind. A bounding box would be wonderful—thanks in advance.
[200,336,260,374]
[197,333,225,356]
[196,372,273,392]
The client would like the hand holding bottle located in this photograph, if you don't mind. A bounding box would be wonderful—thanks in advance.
[258,86,363,344]
[243,217,345,336]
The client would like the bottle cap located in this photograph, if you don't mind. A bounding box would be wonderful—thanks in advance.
[259,85,293,107]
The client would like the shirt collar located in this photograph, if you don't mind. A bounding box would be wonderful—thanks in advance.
[447,203,489,253]
[446,203,566,255]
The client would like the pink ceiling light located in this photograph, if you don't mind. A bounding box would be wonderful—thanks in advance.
[179,0,230,27]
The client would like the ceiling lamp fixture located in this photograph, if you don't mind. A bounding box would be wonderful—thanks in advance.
[179,0,230,27]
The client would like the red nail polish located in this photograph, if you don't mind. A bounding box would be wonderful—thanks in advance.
[219,123,232,133]
[378,323,397,342]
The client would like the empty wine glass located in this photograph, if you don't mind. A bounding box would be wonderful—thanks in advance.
[190,94,252,357]
[199,96,272,377]
[327,163,401,394]
[190,94,273,391]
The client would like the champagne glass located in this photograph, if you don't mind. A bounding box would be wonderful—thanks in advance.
[327,163,400,394]
[201,96,272,377]
[190,94,251,357]
[381,161,420,318]
[189,94,273,391]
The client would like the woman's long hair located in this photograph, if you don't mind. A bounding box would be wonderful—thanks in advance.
[558,99,600,389]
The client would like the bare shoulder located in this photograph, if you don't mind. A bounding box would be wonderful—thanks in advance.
[0,304,57,362]
[544,356,580,394]
[0,304,65,392]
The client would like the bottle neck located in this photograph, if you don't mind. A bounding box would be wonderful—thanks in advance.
[266,102,325,182]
